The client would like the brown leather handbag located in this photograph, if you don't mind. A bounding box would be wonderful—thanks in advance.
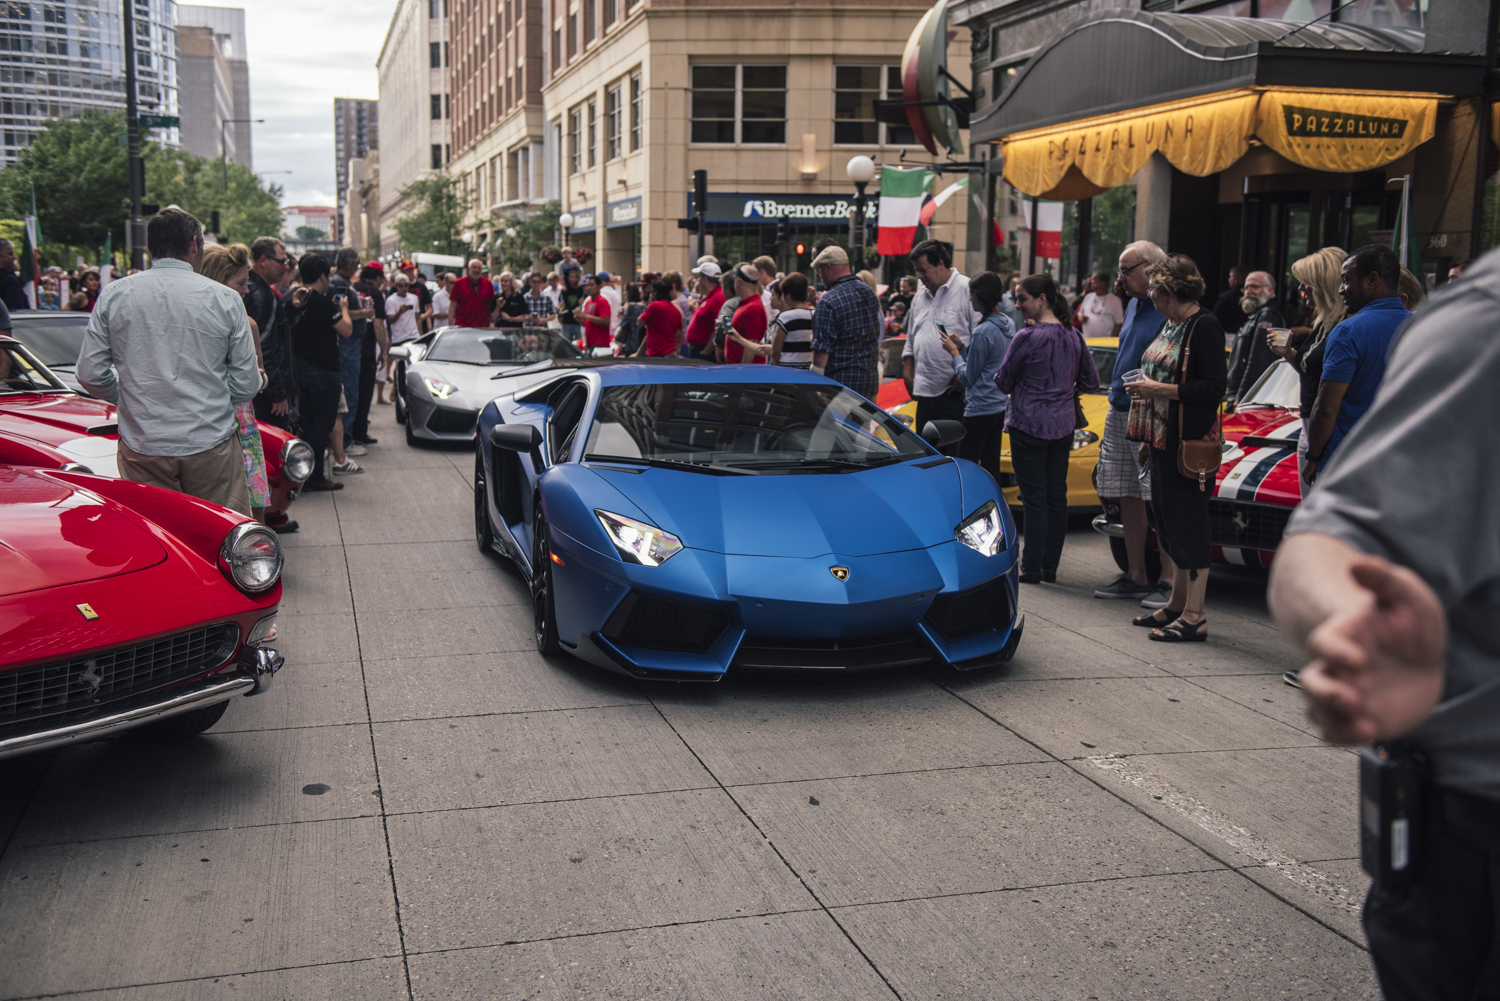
[1175,316,1223,491]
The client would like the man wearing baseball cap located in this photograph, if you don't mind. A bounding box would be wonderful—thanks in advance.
[809,245,880,397]
[685,260,724,360]
[399,259,434,332]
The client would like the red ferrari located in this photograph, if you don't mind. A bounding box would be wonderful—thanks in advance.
[0,462,285,759]
[1094,359,1304,572]
[0,335,313,529]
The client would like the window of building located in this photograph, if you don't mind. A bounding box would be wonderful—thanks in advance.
[429,0,442,17]
[629,72,641,152]
[552,26,561,75]
[603,0,615,29]
[519,146,531,200]
[587,98,597,167]
[833,65,916,145]
[489,156,500,206]
[582,0,594,43]
[445,93,450,118]
[567,11,577,58]
[431,94,442,120]
[690,64,785,145]
[430,41,441,68]
[432,144,443,170]
[568,104,582,174]
[605,83,622,160]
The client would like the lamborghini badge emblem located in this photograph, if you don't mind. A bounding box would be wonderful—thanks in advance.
[76,603,99,621]
[830,566,850,582]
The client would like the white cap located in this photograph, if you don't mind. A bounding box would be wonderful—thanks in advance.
[691,261,723,278]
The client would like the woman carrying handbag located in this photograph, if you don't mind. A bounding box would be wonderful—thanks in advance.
[1122,254,1227,642]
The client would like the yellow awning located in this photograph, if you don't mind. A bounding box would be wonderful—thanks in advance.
[1000,88,1440,199]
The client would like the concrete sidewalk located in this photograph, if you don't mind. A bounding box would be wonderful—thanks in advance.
[0,403,1378,1000]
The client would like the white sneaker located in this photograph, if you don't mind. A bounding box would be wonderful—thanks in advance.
[332,459,364,475]
[345,442,368,456]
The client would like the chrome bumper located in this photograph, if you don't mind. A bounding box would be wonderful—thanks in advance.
[0,648,285,761]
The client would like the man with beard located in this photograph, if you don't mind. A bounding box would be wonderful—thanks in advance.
[1227,270,1284,403]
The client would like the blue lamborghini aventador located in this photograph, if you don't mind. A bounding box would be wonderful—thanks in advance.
[473,360,1023,681]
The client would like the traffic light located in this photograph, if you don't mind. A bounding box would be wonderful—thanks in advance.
[776,215,789,247]
[795,243,805,256]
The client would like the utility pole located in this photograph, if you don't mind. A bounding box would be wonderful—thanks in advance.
[693,170,707,261]
[123,3,144,270]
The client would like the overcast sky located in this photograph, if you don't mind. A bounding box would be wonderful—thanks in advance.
[243,0,398,208]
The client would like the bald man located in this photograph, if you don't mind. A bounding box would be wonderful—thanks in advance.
[1227,269,1284,403]
[450,258,497,328]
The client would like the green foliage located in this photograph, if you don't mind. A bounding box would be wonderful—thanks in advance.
[296,225,328,242]
[1089,184,1136,276]
[392,172,471,258]
[0,109,284,261]
[489,200,561,272]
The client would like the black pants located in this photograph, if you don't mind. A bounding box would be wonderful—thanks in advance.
[1009,428,1071,574]
[252,392,290,432]
[353,332,377,441]
[1365,788,1500,1000]
[1148,447,1212,570]
[295,363,341,484]
[914,390,966,454]
[959,410,1006,482]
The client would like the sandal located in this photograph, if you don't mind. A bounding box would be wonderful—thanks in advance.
[1132,609,1174,628]
[1149,617,1208,642]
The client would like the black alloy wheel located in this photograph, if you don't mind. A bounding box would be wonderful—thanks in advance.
[474,452,495,551]
[532,511,561,656]
[1108,534,1163,582]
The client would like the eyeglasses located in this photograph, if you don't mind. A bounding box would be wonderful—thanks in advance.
[1118,260,1146,277]
[271,257,289,266]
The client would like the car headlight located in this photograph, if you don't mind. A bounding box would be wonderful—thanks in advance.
[218,523,284,594]
[280,439,314,483]
[426,378,457,400]
[1072,429,1100,450]
[955,500,1004,557]
[246,612,279,646]
[596,509,684,566]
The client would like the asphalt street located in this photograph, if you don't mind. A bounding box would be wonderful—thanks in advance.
[0,402,1380,1000]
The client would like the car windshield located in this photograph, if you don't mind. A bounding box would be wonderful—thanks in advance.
[9,313,90,368]
[1238,358,1302,409]
[583,382,931,471]
[1,343,70,394]
[426,327,581,365]
[1086,346,1116,392]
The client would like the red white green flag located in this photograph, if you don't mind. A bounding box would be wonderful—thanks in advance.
[875,167,932,256]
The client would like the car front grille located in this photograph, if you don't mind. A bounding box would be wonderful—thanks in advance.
[1208,500,1292,552]
[735,631,933,671]
[924,579,1012,643]
[426,406,479,435]
[0,624,240,739]
[603,592,731,653]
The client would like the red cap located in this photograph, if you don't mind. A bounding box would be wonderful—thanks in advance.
[365,261,384,272]
[400,259,415,270]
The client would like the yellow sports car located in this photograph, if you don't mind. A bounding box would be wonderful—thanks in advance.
[886,337,1118,512]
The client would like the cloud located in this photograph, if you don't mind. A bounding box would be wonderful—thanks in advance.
[243,0,398,207]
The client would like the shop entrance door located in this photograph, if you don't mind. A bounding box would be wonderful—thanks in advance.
[1242,192,1311,317]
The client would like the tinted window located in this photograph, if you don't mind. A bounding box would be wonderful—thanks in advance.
[9,314,90,367]
[1,343,69,393]
[426,327,581,365]
[1086,346,1116,392]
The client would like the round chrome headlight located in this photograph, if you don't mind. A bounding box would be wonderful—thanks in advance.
[280,439,314,484]
[219,523,284,594]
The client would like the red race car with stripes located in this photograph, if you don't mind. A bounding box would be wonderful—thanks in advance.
[1094,359,1303,572]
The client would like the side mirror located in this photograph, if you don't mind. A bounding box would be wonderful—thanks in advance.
[490,423,543,453]
[387,344,410,359]
[920,419,967,450]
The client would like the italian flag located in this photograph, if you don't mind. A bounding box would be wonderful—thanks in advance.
[875,167,932,256]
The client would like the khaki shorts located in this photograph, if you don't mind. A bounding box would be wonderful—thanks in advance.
[118,434,253,517]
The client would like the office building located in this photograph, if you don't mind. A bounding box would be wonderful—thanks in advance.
[0,0,179,169]
[177,4,252,169]
[375,0,450,254]
[335,98,379,243]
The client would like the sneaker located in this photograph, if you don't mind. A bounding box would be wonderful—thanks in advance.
[332,459,364,475]
[1041,570,1057,583]
[1282,669,1302,689]
[1094,574,1152,600]
[355,435,379,445]
[345,442,368,456]
[1140,580,1173,609]
[1018,570,1043,584]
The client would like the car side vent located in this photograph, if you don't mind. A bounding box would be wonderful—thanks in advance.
[602,592,730,653]
[925,579,1012,643]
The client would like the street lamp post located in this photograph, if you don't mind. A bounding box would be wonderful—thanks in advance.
[559,212,574,251]
[846,156,876,271]
[123,4,143,270]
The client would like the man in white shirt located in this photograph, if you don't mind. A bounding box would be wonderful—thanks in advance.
[901,239,982,435]
[1077,271,1124,338]
[430,272,454,326]
[385,274,422,346]
[597,269,622,344]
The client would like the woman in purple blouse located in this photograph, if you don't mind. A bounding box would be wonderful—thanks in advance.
[995,273,1101,583]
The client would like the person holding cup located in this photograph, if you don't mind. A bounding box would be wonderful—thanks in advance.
[1123,254,1227,642]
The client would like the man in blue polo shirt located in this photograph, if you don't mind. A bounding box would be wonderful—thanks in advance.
[1303,244,1410,486]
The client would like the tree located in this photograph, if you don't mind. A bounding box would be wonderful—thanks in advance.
[393,172,470,258]
[296,225,328,242]
[490,200,561,272]
[145,148,283,247]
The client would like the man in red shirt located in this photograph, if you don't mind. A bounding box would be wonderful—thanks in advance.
[684,261,724,360]
[726,263,768,365]
[449,258,497,327]
[581,273,613,352]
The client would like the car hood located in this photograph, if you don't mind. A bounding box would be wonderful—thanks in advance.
[0,466,166,597]
[586,459,964,558]
[0,393,117,440]
[416,360,517,402]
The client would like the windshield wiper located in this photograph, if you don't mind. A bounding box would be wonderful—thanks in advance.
[583,453,757,476]
[729,455,906,471]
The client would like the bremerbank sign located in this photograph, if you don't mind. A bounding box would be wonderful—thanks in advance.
[687,193,881,223]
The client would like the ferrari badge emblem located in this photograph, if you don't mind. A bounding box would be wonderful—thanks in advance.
[830,566,850,582]
[76,603,99,621]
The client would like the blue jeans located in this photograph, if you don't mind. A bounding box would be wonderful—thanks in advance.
[338,333,361,445]
[295,363,341,484]
[561,323,582,344]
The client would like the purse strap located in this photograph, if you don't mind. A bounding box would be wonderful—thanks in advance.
[1176,313,1222,441]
